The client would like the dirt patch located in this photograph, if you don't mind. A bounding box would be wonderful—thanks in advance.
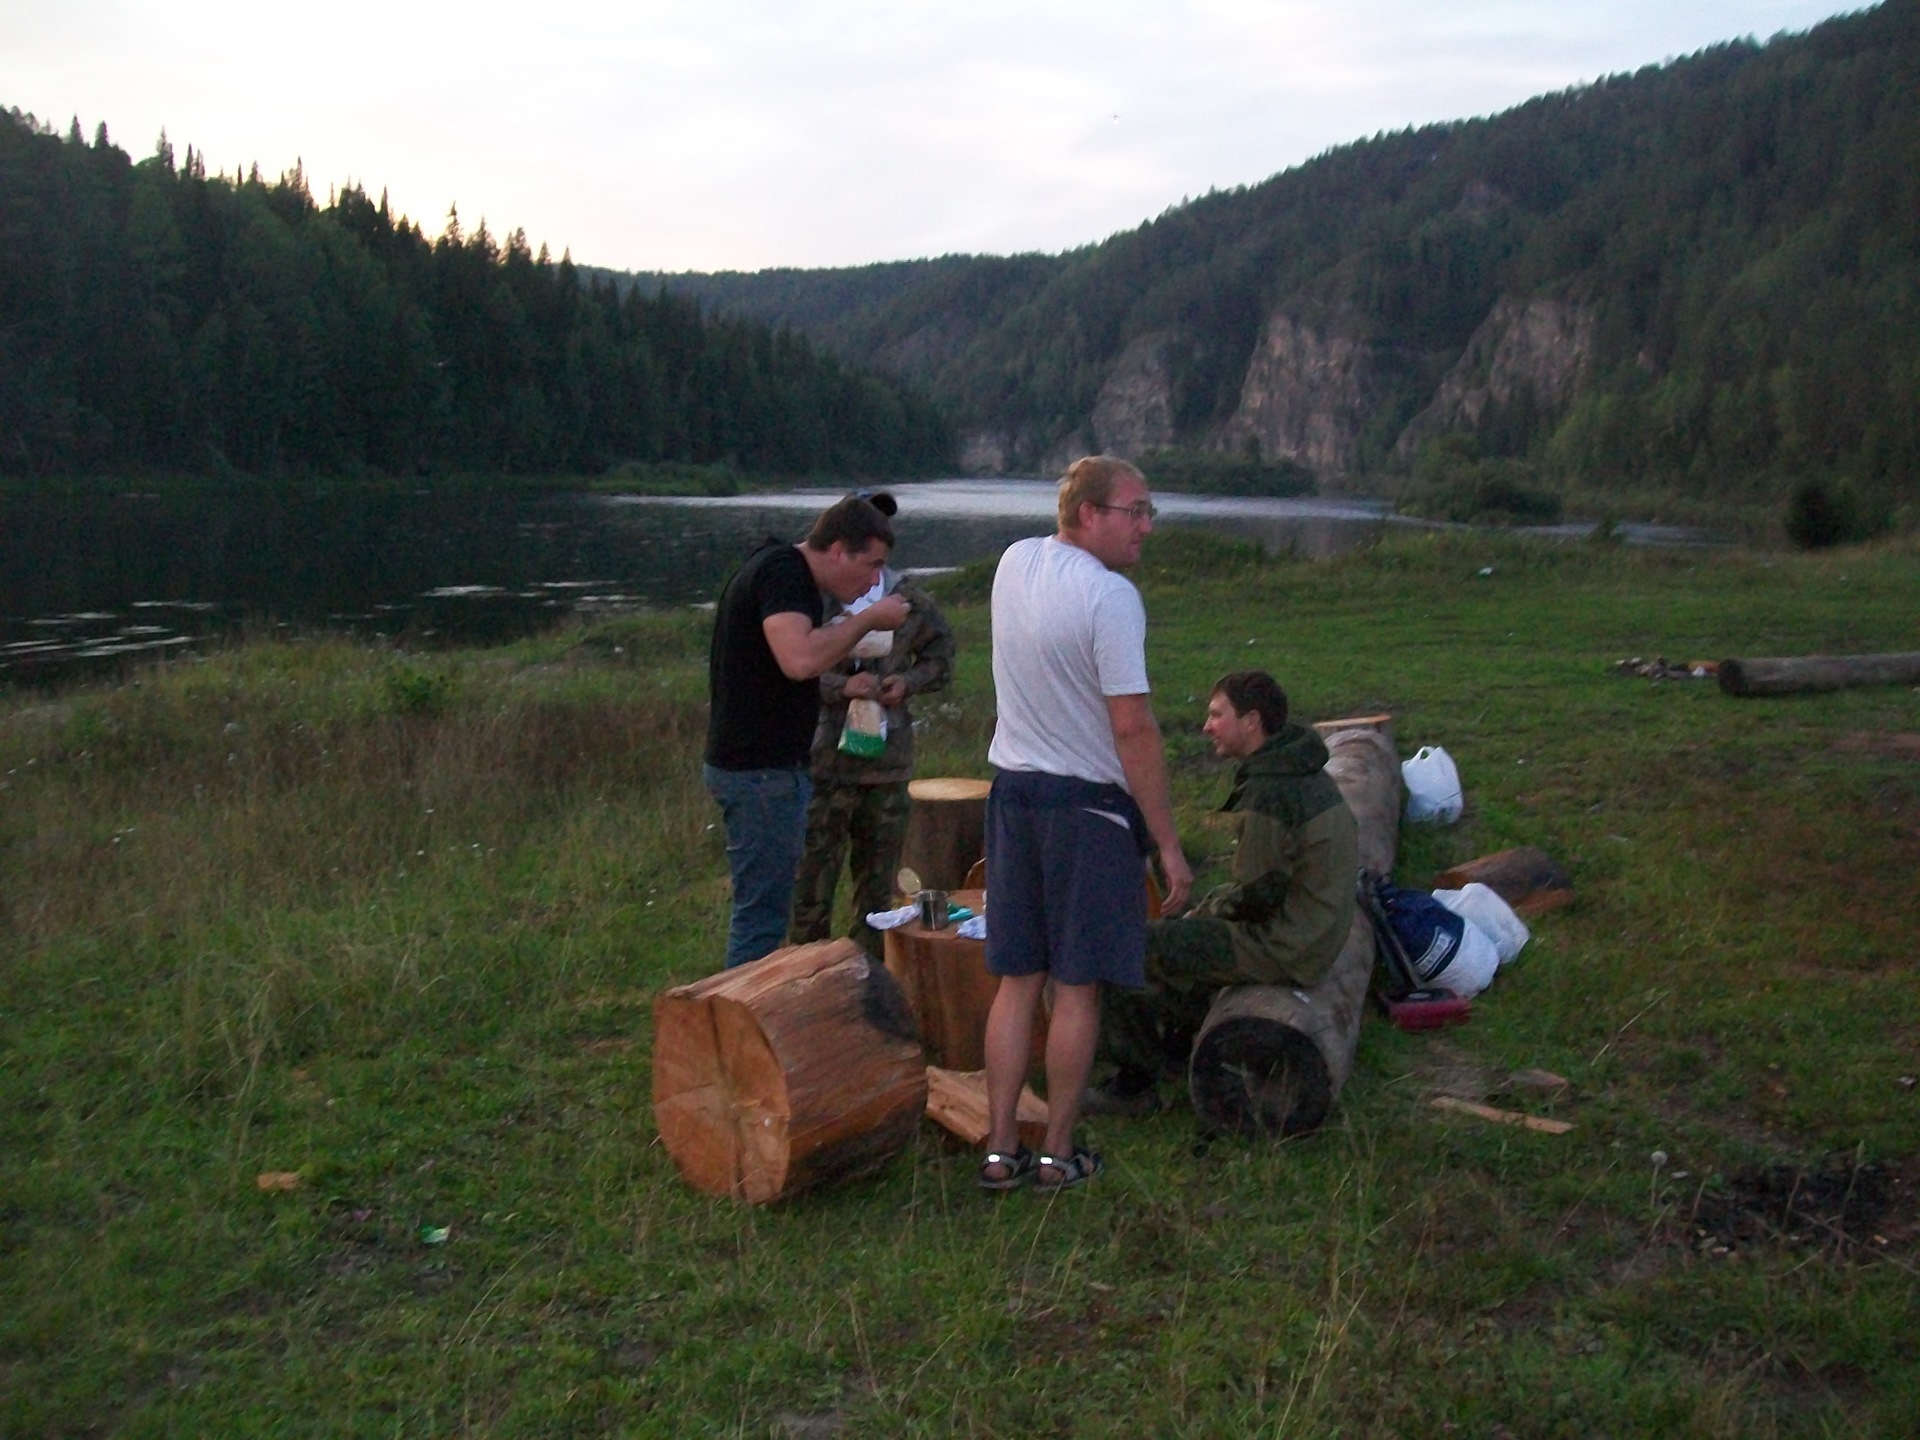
[1833,731,1920,760]
[1686,1156,1914,1259]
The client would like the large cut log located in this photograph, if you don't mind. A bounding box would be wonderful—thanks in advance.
[1188,722,1401,1138]
[652,939,927,1203]
[1719,652,1920,697]
[898,777,993,889]
[1431,845,1573,916]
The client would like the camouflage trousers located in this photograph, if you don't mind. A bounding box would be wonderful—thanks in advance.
[788,779,913,961]
[1099,917,1243,1078]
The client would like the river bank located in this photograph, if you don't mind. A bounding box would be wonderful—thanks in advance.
[4,529,1915,1433]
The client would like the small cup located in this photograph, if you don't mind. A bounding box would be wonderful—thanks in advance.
[917,889,950,930]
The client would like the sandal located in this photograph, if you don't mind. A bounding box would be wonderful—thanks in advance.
[977,1145,1036,1192]
[1032,1147,1103,1193]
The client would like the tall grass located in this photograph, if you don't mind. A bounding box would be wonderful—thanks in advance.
[3,533,1915,1435]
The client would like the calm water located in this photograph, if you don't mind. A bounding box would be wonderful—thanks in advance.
[0,479,1702,682]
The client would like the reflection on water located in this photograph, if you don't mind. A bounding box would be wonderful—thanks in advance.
[0,479,1708,682]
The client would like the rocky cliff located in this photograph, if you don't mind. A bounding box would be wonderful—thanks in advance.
[1393,296,1595,460]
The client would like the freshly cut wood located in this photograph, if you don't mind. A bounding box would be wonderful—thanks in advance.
[1719,652,1920,697]
[899,777,993,890]
[1189,722,1401,1138]
[924,1066,1050,1151]
[652,939,927,1204]
[1431,1096,1573,1135]
[1431,845,1573,917]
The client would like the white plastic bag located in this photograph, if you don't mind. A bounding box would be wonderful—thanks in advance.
[1402,745,1463,824]
[1432,882,1530,965]
[838,697,887,758]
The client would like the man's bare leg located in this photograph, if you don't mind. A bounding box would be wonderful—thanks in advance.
[983,972,1045,1178]
[1040,980,1098,1163]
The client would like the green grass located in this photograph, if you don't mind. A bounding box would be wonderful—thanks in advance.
[3,530,1917,1435]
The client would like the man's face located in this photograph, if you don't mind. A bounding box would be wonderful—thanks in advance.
[1202,692,1266,760]
[1076,473,1154,570]
[823,540,889,602]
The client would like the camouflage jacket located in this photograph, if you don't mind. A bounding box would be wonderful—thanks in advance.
[808,574,956,785]
[1193,723,1359,987]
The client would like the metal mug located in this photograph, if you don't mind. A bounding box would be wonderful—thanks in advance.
[917,889,951,930]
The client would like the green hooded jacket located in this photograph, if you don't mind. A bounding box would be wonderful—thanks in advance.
[1194,722,1359,987]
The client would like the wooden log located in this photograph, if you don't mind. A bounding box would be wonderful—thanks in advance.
[924,1066,1050,1151]
[1431,845,1573,917]
[1313,712,1396,756]
[898,777,993,890]
[881,889,1014,1071]
[652,939,928,1204]
[1322,726,1401,879]
[1189,911,1376,1137]
[1188,722,1401,1138]
[1719,652,1920,697]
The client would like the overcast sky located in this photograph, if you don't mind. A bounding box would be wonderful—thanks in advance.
[2,1,1863,274]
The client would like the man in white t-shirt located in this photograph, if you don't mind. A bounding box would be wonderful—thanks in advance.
[976,455,1193,1194]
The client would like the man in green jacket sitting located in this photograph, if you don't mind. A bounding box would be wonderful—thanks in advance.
[1089,669,1359,1116]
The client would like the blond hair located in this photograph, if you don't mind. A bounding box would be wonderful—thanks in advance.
[1057,455,1145,531]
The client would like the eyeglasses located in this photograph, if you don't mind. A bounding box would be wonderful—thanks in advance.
[1090,501,1158,521]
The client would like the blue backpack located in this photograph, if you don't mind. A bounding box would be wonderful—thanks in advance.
[1360,875,1467,995]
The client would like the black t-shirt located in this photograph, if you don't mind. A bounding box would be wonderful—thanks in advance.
[705,540,825,769]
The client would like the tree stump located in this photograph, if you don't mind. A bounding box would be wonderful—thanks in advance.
[652,939,927,1203]
[898,777,992,890]
[1719,652,1920,697]
[1188,722,1401,1138]
[881,888,1005,1070]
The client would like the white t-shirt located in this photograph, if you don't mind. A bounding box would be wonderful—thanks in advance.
[988,535,1149,788]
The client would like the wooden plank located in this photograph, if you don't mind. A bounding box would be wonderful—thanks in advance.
[924,1066,1049,1150]
[1430,1095,1574,1134]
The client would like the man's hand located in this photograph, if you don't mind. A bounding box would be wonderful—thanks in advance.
[876,674,909,706]
[1157,845,1194,916]
[844,671,881,700]
[861,594,911,631]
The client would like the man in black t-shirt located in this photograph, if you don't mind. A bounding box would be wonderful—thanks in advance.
[704,495,910,968]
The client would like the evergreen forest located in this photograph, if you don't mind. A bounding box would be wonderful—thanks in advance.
[628,0,1920,522]
[0,118,953,482]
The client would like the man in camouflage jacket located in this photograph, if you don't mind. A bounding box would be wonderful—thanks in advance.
[788,569,956,957]
[1093,669,1358,1111]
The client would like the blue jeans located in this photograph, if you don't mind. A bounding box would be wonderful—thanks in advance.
[703,764,813,969]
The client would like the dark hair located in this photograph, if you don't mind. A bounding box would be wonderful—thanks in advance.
[806,495,895,553]
[1212,670,1288,734]
[854,488,898,517]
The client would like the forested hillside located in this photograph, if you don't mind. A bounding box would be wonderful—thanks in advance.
[627,0,1919,521]
[0,117,952,481]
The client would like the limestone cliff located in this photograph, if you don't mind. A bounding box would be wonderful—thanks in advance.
[1394,296,1595,458]
[1090,333,1181,457]
[1221,305,1377,477]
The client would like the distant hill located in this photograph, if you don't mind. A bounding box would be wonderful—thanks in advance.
[611,0,1919,521]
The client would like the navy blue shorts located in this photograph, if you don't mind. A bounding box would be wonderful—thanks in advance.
[984,771,1149,987]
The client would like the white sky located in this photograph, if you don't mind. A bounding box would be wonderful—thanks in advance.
[2,1,1863,274]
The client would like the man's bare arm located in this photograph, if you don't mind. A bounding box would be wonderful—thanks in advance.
[1106,692,1193,914]
[762,592,911,681]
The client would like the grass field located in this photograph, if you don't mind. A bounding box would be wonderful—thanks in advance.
[3,528,1916,1436]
